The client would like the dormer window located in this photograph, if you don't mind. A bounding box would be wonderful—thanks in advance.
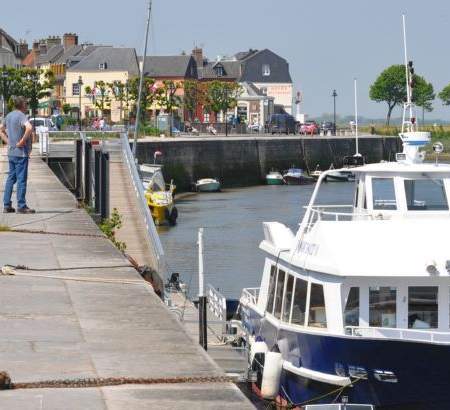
[262,64,270,76]
[214,64,224,77]
[99,62,108,70]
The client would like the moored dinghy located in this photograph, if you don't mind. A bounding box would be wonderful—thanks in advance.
[266,170,284,185]
[195,178,221,192]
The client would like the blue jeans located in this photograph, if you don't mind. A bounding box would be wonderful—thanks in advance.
[3,156,29,209]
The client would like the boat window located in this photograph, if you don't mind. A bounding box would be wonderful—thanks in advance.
[282,274,295,322]
[308,283,327,328]
[291,278,308,325]
[372,178,397,210]
[273,270,286,319]
[266,265,277,313]
[369,287,396,328]
[404,179,448,211]
[344,287,359,327]
[408,286,438,329]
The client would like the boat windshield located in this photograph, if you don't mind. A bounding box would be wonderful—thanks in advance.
[404,178,448,211]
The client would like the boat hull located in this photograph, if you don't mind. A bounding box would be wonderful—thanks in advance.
[196,182,221,192]
[284,176,314,185]
[325,171,352,182]
[241,306,450,410]
[266,177,284,185]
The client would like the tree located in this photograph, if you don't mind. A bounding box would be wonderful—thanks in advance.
[204,81,242,121]
[183,80,206,121]
[108,80,135,123]
[370,64,434,126]
[370,65,407,126]
[157,80,182,136]
[128,77,160,123]
[19,67,55,121]
[414,76,435,124]
[85,80,110,118]
[438,84,450,106]
[0,66,21,115]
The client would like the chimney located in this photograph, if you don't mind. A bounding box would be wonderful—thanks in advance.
[192,47,203,67]
[39,41,47,55]
[18,41,29,59]
[63,33,79,48]
[46,35,61,48]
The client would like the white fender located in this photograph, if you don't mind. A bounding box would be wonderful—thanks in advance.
[250,340,268,364]
[261,351,283,399]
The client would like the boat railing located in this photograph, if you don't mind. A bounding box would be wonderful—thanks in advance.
[304,205,373,232]
[241,287,260,305]
[345,326,450,344]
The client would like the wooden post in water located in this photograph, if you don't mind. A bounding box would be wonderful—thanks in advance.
[198,228,207,351]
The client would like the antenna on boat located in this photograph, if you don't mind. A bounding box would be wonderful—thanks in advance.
[401,13,416,134]
[133,0,153,158]
[354,77,360,156]
[397,14,430,164]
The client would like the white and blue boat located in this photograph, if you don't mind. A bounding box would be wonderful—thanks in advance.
[239,17,450,410]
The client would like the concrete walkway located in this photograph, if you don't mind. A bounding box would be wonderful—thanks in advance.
[0,151,253,409]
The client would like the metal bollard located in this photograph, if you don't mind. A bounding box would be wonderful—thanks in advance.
[94,149,101,214]
[75,139,83,199]
[100,152,110,220]
[84,141,92,206]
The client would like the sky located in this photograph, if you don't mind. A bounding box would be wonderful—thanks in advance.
[3,0,450,121]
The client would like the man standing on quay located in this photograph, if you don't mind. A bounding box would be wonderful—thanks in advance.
[0,96,35,214]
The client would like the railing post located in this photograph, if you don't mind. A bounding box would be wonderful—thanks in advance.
[84,141,92,206]
[75,139,83,199]
[100,151,110,220]
[94,149,101,214]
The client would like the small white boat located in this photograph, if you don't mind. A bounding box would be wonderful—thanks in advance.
[195,178,221,192]
[266,170,284,185]
[310,164,323,180]
[325,163,353,182]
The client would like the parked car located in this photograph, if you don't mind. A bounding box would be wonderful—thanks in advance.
[248,123,262,133]
[268,114,296,135]
[29,117,56,131]
[299,121,319,135]
[320,121,335,134]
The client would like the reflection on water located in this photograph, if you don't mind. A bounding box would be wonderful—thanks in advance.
[158,183,355,299]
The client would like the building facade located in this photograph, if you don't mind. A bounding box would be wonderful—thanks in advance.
[65,47,139,122]
[0,28,28,67]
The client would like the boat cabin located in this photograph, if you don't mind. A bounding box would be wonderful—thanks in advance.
[248,161,450,343]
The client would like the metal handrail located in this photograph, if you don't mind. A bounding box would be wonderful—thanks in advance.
[345,326,450,343]
[241,287,260,305]
[303,205,373,228]
[120,133,167,278]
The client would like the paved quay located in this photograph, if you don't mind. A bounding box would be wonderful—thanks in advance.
[0,151,254,409]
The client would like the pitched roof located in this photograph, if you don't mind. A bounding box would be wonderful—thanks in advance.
[142,55,194,78]
[53,45,83,64]
[67,47,139,75]
[198,60,241,80]
[37,45,64,65]
[22,51,36,67]
[241,82,266,97]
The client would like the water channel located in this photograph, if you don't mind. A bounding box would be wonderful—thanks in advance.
[158,182,355,299]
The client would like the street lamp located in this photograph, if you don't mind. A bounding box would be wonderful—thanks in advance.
[332,89,337,135]
[1,66,8,118]
[78,76,83,131]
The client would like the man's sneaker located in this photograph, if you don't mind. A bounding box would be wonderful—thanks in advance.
[3,206,15,214]
[17,206,36,214]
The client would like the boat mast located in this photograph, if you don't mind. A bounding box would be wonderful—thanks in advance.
[133,0,153,158]
[402,14,416,134]
[354,78,360,156]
